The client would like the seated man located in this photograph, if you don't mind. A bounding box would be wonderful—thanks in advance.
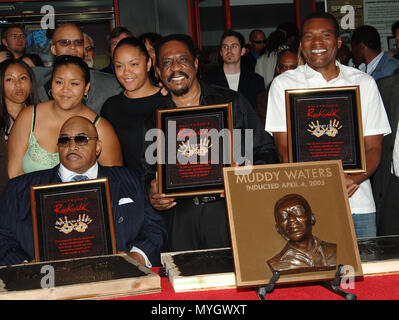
[0,116,166,267]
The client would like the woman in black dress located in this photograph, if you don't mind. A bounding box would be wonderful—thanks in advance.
[101,37,166,175]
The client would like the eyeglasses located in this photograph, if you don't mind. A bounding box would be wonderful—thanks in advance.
[85,46,95,52]
[277,64,297,71]
[57,134,98,147]
[55,39,85,47]
[8,33,26,40]
[161,55,192,68]
[252,40,266,44]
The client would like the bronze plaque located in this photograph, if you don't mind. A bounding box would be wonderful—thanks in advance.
[286,86,366,173]
[30,178,117,262]
[223,161,363,287]
[157,103,233,197]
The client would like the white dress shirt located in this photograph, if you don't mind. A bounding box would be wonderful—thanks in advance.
[58,162,152,267]
[393,125,399,177]
[266,61,391,214]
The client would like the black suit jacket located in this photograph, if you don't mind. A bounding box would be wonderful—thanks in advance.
[201,66,265,109]
[373,74,399,234]
[0,165,166,266]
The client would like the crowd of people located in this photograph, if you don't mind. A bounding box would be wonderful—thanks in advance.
[0,11,398,267]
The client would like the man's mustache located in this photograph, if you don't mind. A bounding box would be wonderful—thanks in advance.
[66,152,82,159]
[168,72,189,83]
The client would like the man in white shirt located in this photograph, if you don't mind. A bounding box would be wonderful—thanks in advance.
[202,29,265,109]
[0,116,166,266]
[265,12,391,238]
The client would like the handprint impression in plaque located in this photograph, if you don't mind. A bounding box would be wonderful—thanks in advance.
[307,119,342,138]
[55,214,93,234]
[267,194,337,275]
[177,137,213,158]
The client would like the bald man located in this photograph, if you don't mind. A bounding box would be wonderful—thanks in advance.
[0,116,166,266]
[33,23,122,114]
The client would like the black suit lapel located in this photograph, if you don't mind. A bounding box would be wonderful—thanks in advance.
[218,67,229,88]
[97,166,120,208]
[238,68,247,93]
[50,165,62,183]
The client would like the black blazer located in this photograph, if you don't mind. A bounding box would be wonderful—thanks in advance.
[0,165,167,266]
[373,74,399,234]
[201,66,265,109]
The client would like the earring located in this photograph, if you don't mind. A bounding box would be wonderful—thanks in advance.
[47,89,52,99]
[83,93,88,102]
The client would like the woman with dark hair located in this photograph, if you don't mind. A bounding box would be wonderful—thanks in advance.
[0,45,13,63]
[20,53,45,67]
[255,29,289,87]
[0,58,38,140]
[8,55,123,178]
[101,36,166,174]
[139,32,162,83]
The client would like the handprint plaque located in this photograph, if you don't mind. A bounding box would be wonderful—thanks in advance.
[30,178,116,262]
[285,86,366,173]
[157,103,233,197]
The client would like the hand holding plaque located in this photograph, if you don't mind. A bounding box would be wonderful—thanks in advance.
[157,103,233,197]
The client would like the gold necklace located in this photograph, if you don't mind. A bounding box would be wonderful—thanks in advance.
[173,89,201,107]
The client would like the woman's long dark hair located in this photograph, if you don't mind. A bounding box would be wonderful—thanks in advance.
[0,58,39,132]
[261,29,287,57]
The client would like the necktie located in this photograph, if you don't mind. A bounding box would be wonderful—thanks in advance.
[71,174,89,181]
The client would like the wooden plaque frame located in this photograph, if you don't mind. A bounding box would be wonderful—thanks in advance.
[157,103,233,197]
[285,86,366,173]
[30,178,117,262]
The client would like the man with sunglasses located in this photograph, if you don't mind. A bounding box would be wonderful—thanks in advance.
[33,23,122,114]
[241,29,267,72]
[0,116,166,267]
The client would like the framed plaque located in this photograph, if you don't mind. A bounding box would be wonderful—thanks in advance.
[157,103,233,197]
[30,178,117,262]
[286,86,366,173]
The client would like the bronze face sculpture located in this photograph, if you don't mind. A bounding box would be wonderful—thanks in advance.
[267,194,337,275]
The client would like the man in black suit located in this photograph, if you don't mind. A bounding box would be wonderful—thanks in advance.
[0,116,166,266]
[372,74,399,235]
[202,29,265,110]
[150,34,278,252]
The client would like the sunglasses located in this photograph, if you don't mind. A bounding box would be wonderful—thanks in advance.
[57,134,98,147]
[252,40,266,44]
[55,39,85,47]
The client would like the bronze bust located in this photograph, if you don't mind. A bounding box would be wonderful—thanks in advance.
[267,194,337,275]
